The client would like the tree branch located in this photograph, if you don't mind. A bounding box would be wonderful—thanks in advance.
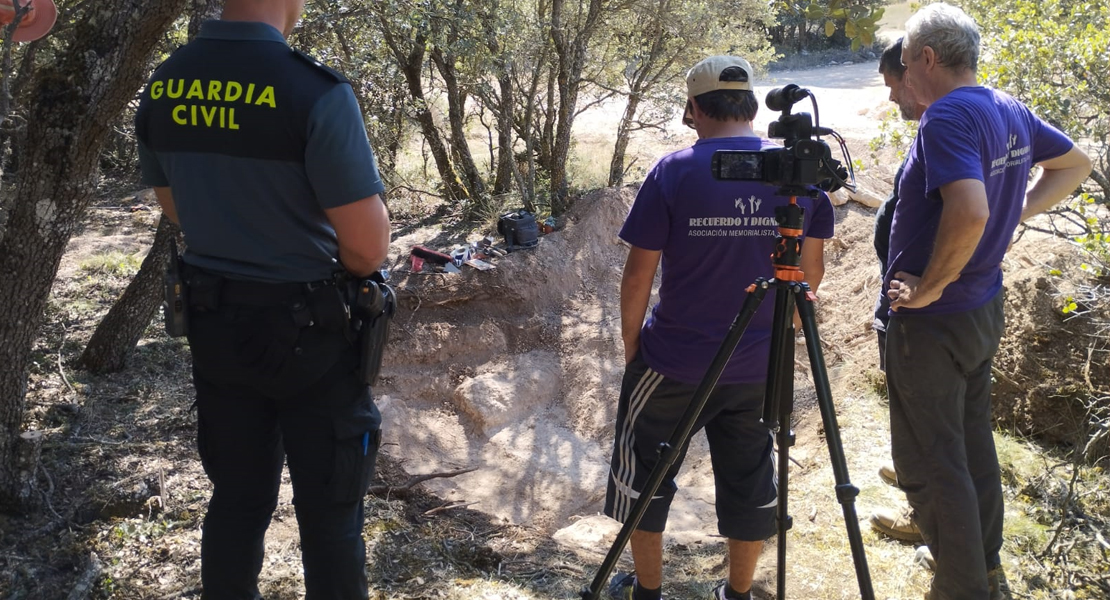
[367,466,477,497]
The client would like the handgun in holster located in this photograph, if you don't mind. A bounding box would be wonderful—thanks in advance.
[351,272,395,385]
[163,240,189,338]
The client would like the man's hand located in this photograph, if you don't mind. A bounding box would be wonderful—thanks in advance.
[620,246,661,367]
[889,271,942,311]
[623,334,640,365]
[152,187,179,225]
[892,178,987,312]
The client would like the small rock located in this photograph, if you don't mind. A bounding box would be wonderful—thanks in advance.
[452,351,561,435]
[848,186,884,208]
[552,515,621,550]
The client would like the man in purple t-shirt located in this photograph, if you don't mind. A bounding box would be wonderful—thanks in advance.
[886,4,1091,600]
[603,55,834,600]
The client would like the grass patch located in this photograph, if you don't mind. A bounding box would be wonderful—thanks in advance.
[566,140,613,194]
[995,433,1051,487]
[1003,507,1050,555]
[862,367,888,400]
[78,250,142,278]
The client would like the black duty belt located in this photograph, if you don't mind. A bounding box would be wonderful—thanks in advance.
[182,263,345,309]
[219,278,319,307]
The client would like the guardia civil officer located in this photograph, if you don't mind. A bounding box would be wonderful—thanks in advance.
[135,1,391,598]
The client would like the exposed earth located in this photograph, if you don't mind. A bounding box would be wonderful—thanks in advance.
[3,58,1107,600]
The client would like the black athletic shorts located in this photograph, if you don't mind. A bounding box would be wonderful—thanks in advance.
[604,353,777,541]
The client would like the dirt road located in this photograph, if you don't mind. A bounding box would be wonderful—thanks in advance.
[755,60,891,142]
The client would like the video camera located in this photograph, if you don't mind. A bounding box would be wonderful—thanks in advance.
[712,84,855,197]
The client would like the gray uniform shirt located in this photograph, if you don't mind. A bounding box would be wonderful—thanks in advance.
[136,20,385,283]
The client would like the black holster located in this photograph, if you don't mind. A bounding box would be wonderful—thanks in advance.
[164,241,189,337]
[351,276,395,386]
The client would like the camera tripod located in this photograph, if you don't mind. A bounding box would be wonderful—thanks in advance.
[582,196,874,600]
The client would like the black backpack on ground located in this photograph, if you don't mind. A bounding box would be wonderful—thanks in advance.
[497,210,539,249]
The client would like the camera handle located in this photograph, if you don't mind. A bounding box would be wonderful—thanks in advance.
[581,197,875,600]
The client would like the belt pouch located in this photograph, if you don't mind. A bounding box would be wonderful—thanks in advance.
[307,285,350,332]
[185,270,225,312]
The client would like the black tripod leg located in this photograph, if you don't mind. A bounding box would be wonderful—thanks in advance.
[763,283,797,600]
[581,282,772,600]
[795,286,876,600]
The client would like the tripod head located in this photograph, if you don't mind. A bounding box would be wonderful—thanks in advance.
[772,198,806,283]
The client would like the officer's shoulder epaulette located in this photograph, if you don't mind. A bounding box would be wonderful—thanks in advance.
[292,50,350,85]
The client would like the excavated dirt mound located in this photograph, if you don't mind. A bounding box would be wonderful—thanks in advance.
[375,183,1105,546]
[375,180,890,544]
[377,188,634,532]
[992,232,1109,455]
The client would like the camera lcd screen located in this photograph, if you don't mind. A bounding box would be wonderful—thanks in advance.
[712,150,764,181]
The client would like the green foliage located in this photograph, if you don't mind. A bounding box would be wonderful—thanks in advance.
[769,0,886,51]
[1040,194,1110,315]
[942,1,1110,315]
[964,0,1110,204]
[868,106,916,166]
[598,0,775,184]
[1070,194,1110,278]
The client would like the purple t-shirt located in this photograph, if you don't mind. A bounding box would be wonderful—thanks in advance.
[621,136,835,385]
[887,87,1072,315]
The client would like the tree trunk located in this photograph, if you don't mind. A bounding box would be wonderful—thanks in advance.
[78,217,180,372]
[79,0,220,375]
[187,0,223,38]
[400,54,469,204]
[519,65,542,213]
[607,4,668,187]
[548,0,607,215]
[608,93,642,186]
[476,0,516,196]
[0,0,188,511]
[1090,165,1109,205]
[429,48,485,203]
[512,39,550,214]
[541,69,555,171]
[374,13,469,204]
[491,73,516,196]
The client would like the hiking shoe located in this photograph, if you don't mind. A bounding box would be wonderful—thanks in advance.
[988,566,1014,600]
[879,463,899,487]
[870,505,924,542]
[710,582,752,600]
[922,567,1009,600]
[913,545,936,571]
[608,572,636,600]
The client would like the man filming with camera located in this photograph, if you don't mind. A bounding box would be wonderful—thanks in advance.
[885,4,1092,599]
[603,55,834,600]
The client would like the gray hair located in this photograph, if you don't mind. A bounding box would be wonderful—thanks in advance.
[904,2,980,72]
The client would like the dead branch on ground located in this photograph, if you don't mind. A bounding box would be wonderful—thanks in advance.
[368,466,478,498]
[65,552,102,600]
[423,501,478,516]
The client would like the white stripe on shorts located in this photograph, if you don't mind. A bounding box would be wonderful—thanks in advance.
[612,367,665,522]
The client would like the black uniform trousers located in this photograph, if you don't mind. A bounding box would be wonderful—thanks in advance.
[186,273,380,600]
[886,292,1006,600]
